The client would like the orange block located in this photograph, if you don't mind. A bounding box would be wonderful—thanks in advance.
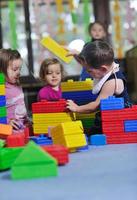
[0,124,12,135]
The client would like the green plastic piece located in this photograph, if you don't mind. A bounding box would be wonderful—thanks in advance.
[81,118,95,129]
[0,147,24,170]
[0,73,5,84]
[0,139,5,148]
[0,107,7,117]
[11,141,58,180]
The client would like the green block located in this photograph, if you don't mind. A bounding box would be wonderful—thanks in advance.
[0,147,24,170]
[0,73,5,84]
[0,107,7,117]
[0,139,5,148]
[81,118,95,129]
[11,141,58,180]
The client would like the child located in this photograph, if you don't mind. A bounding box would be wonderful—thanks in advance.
[80,21,107,80]
[38,58,64,101]
[67,40,132,136]
[0,48,29,131]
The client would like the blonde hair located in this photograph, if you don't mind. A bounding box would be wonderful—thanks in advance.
[39,58,64,82]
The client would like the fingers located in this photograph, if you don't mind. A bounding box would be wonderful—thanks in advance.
[9,119,20,130]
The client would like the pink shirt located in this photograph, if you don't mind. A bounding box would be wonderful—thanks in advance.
[6,82,27,128]
[38,85,62,101]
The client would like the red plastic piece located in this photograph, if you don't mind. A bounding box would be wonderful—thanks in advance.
[6,133,25,147]
[32,99,69,113]
[42,144,69,165]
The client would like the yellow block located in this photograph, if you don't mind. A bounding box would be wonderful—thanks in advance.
[40,36,73,63]
[0,85,5,95]
[61,79,93,92]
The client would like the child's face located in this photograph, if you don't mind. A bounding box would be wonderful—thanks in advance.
[90,23,106,40]
[85,65,109,79]
[7,59,22,84]
[45,63,62,87]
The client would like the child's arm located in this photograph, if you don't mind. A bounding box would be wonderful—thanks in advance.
[67,79,123,113]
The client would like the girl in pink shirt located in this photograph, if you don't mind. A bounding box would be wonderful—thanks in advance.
[38,58,65,101]
[0,49,29,130]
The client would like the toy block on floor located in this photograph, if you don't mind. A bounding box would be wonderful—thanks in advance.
[0,147,24,170]
[32,99,68,113]
[6,133,25,147]
[40,36,73,63]
[30,134,53,145]
[0,124,12,136]
[42,144,69,165]
[50,121,87,150]
[11,141,58,180]
[89,134,106,146]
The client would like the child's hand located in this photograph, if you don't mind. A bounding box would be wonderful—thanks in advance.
[66,100,79,112]
[9,119,21,130]
[66,49,80,57]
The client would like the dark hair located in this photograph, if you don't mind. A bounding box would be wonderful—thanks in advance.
[79,40,114,69]
[0,48,21,76]
[39,58,64,82]
[88,21,107,35]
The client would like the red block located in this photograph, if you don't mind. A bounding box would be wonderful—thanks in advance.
[42,144,69,165]
[6,133,25,147]
[32,99,69,113]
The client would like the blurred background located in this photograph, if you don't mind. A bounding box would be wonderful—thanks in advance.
[0,0,137,112]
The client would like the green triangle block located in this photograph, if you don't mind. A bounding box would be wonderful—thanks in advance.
[11,141,58,179]
[0,147,24,170]
[0,73,5,84]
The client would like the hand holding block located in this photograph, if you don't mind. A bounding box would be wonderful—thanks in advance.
[40,36,73,63]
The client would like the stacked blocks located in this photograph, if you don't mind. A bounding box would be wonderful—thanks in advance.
[32,99,74,134]
[50,120,87,150]
[11,141,58,180]
[61,79,97,105]
[101,96,137,144]
[0,73,7,124]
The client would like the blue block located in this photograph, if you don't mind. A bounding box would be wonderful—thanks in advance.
[100,96,124,110]
[0,96,6,107]
[30,134,53,145]
[124,120,137,132]
[62,91,97,105]
[0,117,7,124]
[89,134,106,146]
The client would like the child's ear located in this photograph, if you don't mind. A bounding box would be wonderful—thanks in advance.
[100,65,108,73]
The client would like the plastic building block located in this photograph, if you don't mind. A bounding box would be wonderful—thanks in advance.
[100,96,124,110]
[30,134,53,145]
[6,133,25,147]
[62,90,97,105]
[32,99,68,113]
[0,147,24,170]
[0,124,12,135]
[89,134,106,146]
[0,73,5,84]
[124,120,137,132]
[0,85,5,95]
[42,144,69,165]
[61,79,93,92]
[50,121,87,150]
[0,139,5,148]
[0,117,7,124]
[0,96,6,106]
[0,106,7,117]
[40,36,73,63]
[11,141,58,180]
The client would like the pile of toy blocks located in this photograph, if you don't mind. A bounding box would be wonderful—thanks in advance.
[32,99,74,135]
[101,96,137,144]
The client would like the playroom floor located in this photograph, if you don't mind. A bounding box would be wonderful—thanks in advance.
[0,143,137,200]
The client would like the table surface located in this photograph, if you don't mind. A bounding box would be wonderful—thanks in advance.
[1,143,137,200]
